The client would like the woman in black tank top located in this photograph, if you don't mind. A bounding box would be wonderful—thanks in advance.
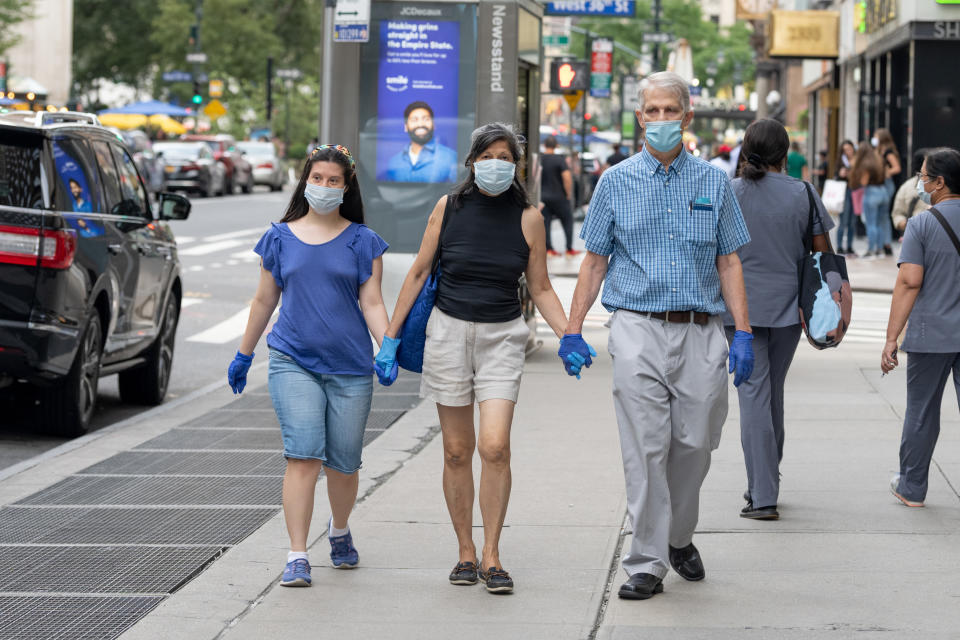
[378,123,570,593]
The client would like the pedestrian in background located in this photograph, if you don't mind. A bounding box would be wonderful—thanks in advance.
[709,144,736,179]
[813,149,829,193]
[227,144,390,587]
[729,119,835,520]
[882,147,960,508]
[786,141,808,181]
[375,123,569,594]
[539,135,577,257]
[835,140,857,255]
[875,129,902,251]
[564,72,754,601]
[891,148,930,235]
[849,142,890,258]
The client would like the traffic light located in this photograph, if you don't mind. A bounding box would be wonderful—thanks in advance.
[549,60,589,93]
[191,81,202,105]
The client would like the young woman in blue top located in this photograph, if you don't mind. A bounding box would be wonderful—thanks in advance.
[226,145,390,588]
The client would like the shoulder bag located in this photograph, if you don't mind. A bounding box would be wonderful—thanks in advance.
[928,207,960,257]
[396,197,453,373]
[797,182,853,349]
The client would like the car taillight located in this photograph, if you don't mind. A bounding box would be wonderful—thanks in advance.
[257,162,273,169]
[0,225,77,269]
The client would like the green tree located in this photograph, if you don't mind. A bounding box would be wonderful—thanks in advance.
[72,0,155,94]
[0,0,33,54]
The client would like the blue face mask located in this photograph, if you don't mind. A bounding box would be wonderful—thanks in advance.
[916,176,932,205]
[473,159,516,196]
[643,120,684,153]
[304,184,344,215]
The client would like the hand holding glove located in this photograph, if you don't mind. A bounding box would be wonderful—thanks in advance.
[558,334,598,380]
[728,330,754,387]
[227,351,254,394]
[374,336,401,386]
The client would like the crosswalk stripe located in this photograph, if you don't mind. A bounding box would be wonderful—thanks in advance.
[205,227,266,242]
[176,236,196,245]
[181,299,203,308]
[179,239,249,256]
[185,306,278,344]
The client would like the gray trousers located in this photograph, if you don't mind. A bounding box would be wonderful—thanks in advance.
[897,351,960,502]
[609,311,728,579]
[724,325,801,508]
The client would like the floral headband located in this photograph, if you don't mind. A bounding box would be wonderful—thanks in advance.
[311,144,355,168]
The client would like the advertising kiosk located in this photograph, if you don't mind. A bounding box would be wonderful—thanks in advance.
[321,0,544,251]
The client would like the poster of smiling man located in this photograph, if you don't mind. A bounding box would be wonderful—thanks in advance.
[376,19,461,183]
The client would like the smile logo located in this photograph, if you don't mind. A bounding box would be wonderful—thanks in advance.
[385,75,409,92]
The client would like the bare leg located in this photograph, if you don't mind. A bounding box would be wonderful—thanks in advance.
[477,398,515,570]
[283,458,324,551]
[438,403,478,564]
[325,467,359,531]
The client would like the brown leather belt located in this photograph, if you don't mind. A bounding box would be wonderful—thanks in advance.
[644,310,711,326]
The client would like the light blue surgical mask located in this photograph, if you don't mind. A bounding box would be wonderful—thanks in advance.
[304,183,344,215]
[643,120,684,153]
[916,176,932,205]
[473,159,516,196]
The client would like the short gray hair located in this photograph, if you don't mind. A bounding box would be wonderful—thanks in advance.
[637,71,690,115]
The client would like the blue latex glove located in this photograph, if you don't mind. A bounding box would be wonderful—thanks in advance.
[227,351,254,394]
[557,334,598,380]
[374,336,401,386]
[728,330,754,387]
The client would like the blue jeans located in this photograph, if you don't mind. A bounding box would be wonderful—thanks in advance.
[862,185,890,252]
[836,187,856,250]
[267,348,373,474]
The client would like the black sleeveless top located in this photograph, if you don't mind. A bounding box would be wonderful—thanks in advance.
[436,190,530,323]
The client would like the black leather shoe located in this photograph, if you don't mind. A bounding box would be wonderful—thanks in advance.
[741,503,779,520]
[668,543,705,581]
[617,573,663,600]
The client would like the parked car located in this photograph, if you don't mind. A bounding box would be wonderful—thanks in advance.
[0,111,191,436]
[235,140,285,191]
[180,133,254,194]
[154,141,227,198]
[121,129,166,195]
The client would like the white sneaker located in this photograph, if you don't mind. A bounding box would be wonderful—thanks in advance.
[890,474,924,507]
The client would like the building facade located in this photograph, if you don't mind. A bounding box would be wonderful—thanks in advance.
[4,0,74,105]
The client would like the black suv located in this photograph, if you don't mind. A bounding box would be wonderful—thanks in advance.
[0,111,191,436]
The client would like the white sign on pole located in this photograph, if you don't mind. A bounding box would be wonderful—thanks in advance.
[334,0,371,43]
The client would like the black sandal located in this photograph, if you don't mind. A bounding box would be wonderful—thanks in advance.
[449,561,478,585]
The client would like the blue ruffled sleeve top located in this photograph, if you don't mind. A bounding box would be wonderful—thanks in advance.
[254,221,389,375]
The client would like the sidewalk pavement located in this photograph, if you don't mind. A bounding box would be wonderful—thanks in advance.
[103,322,957,638]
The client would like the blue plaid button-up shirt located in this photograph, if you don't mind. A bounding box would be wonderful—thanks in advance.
[580,147,750,315]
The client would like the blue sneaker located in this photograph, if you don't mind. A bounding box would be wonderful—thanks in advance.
[280,558,311,587]
[329,529,359,569]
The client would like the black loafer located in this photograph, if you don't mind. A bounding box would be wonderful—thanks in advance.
[449,561,478,585]
[741,503,779,520]
[618,573,663,600]
[668,543,705,581]
[478,566,514,594]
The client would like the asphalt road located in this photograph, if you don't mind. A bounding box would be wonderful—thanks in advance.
[0,186,294,470]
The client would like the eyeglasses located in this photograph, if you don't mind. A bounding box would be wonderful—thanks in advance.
[916,172,935,182]
[311,144,355,168]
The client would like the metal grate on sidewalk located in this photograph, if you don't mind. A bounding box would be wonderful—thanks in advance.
[0,373,421,640]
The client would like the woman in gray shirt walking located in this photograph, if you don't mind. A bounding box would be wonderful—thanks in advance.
[727,119,834,520]
[882,147,960,508]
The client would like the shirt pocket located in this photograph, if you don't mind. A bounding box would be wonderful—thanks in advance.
[685,206,718,248]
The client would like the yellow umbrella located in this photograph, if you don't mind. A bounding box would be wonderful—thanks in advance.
[98,113,148,129]
[149,114,186,135]
[97,112,186,134]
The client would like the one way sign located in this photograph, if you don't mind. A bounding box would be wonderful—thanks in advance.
[334,0,371,43]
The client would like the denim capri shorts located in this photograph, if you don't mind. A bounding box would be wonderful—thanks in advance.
[267,348,373,474]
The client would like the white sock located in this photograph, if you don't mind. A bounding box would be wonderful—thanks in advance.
[329,521,350,538]
[287,551,309,563]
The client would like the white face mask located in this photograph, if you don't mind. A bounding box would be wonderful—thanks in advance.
[304,183,344,215]
[870,136,879,148]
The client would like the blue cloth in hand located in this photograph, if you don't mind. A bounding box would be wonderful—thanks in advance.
[558,334,598,380]
[728,330,754,387]
[227,351,254,394]
[374,336,401,386]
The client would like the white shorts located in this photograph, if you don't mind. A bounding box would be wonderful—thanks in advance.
[420,308,529,406]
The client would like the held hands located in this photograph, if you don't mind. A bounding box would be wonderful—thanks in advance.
[728,330,754,387]
[558,334,598,380]
[374,336,401,386]
[227,351,254,394]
